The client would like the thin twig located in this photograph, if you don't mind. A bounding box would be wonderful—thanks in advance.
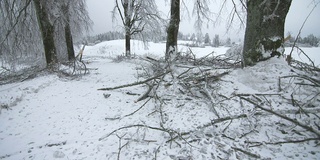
[125,98,151,118]
[116,134,129,160]
[280,75,320,86]
[98,70,171,91]
[135,84,153,102]
[99,124,169,141]
[154,145,161,160]
[294,46,315,67]
[105,98,152,121]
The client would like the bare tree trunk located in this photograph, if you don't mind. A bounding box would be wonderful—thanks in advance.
[165,0,180,61]
[125,31,131,57]
[33,0,57,67]
[242,0,292,66]
[122,0,132,57]
[62,3,75,61]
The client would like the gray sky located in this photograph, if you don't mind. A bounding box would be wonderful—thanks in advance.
[87,0,320,40]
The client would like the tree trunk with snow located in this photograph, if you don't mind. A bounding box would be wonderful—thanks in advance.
[62,3,75,61]
[33,0,57,67]
[242,0,292,66]
[165,0,180,61]
[125,31,131,57]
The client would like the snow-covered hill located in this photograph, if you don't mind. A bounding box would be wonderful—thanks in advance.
[0,40,319,159]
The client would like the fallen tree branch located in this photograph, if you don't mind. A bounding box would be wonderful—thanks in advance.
[294,46,315,67]
[240,96,320,138]
[99,124,168,141]
[135,84,153,102]
[235,93,281,96]
[105,98,152,121]
[231,146,261,159]
[280,75,320,87]
[211,108,320,125]
[154,145,161,160]
[211,114,248,124]
[291,59,320,73]
[129,98,152,117]
[203,83,220,118]
[245,138,319,147]
[116,134,129,160]
[195,71,229,83]
[99,123,194,148]
[98,70,171,91]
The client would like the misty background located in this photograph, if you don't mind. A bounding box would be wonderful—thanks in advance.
[87,0,320,41]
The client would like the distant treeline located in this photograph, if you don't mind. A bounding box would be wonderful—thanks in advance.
[86,31,124,45]
[85,31,234,47]
[85,31,319,47]
[85,31,163,45]
[285,34,320,47]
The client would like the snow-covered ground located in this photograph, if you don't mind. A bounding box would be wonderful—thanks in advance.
[91,40,230,59]
[0,40,319,159]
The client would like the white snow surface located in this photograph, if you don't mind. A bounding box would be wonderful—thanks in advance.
[0,40,319,159]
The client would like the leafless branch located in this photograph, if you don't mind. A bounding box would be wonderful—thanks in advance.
[116,134,129,160]
[105,97,152,120]
[97,70,171,91]
[0,0,32,45]
[99,124,171,141]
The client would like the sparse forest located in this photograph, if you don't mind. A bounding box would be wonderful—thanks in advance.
[1,0,319,159]
[1,0,91,74]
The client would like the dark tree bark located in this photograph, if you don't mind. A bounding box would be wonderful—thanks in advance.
[242,0,292,66]
[123,0,131,57]
[62,3,75,61]
[33,0,57,67]
[165,0,180,61]
[125,32,131,57]
[119,0,135,57]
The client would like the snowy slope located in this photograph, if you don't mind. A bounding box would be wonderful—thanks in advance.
[0,40,319,159]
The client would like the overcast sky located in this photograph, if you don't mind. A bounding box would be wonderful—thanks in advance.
[87,0,320,40]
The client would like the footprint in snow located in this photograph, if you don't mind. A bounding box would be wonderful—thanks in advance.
[53,151,65,158]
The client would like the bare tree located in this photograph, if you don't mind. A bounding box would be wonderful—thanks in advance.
[113,0,164,57]
[0,0,92,71]
[242,0,292,66]
[54,0,92,62]
[165,0,180,61]
[0,0,44,70]
[193,0,212,32]
[61,1,75,61]
[165,0,214,60]
[33,0,58,67]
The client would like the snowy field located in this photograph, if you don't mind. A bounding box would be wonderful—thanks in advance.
[0,40,319,159]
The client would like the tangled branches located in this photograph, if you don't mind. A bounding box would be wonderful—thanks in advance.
[58,58,88,76]
[97,51,320,159]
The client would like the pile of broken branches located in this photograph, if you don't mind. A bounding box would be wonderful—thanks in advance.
[97,52,320,159]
